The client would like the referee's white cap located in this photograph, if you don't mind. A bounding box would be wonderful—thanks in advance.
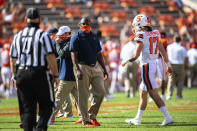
[57,26,71,36]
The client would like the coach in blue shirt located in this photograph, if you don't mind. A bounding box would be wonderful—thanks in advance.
[70,16,108,127]
[70,29,101,65]
[51,26,80,123]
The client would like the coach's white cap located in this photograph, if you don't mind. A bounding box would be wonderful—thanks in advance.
[56,26,71,36]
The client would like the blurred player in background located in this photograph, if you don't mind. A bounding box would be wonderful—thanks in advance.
[96,31,113,101]
[104,40,123,94]
[187,43,197,88]
[120,34,138,98]
[0,44,11,98]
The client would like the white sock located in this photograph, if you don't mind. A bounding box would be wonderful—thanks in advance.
[160,106,169,117]
[135,109,144,120]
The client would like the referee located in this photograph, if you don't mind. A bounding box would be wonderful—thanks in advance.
[10,8,59,131]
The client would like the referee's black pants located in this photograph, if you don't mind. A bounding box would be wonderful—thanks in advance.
[16,67,55,131]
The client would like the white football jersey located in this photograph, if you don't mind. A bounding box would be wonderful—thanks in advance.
[134,30,161,64]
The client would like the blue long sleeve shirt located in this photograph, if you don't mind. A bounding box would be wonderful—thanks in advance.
[52,39,75,81]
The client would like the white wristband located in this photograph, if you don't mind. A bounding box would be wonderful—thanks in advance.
[166,62,171,67]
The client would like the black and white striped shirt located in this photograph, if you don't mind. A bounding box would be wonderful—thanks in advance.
[10,27,54,68]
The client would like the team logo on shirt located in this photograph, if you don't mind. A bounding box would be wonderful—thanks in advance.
[136,34,143,39]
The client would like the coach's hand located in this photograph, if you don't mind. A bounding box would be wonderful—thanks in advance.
[56,37,64,44]
[104,70,108,80]
[54,78,59,88]
[167,66,173,74]
[76,69,83,80]
[121,60,127,67]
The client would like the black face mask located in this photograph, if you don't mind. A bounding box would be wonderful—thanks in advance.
[27,22,40,28]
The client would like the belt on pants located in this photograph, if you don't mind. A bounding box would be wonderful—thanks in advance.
[79,63,96,67]
[18,66,47,70]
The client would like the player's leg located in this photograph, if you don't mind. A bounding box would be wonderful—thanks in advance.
[126,63,152,125]
[125,87,147,125]
[160,80,167,100]
[156,58,167,101]
[148,62,173,126]
[149,89,173,125]
[149,89,164,108]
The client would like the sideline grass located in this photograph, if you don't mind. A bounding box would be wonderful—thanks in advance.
[0,88,197,131]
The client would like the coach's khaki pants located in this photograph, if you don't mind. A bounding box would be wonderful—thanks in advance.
[52,80,79,120]
[167,64,185,98]
[75,62,105,123]
[124,62,138,97]
[54,86,72,116]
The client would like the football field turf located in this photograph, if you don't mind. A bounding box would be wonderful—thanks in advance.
[0,88,197,131]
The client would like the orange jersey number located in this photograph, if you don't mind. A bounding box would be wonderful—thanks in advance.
[149,37,159,54]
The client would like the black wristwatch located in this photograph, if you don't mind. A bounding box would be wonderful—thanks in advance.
[12,76,16,81]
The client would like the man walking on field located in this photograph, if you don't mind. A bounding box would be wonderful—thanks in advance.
[122,14,173,126]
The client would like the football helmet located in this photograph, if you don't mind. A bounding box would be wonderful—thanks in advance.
[132,14,150,32]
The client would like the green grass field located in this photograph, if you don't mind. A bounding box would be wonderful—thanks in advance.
[0,88,197,131]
